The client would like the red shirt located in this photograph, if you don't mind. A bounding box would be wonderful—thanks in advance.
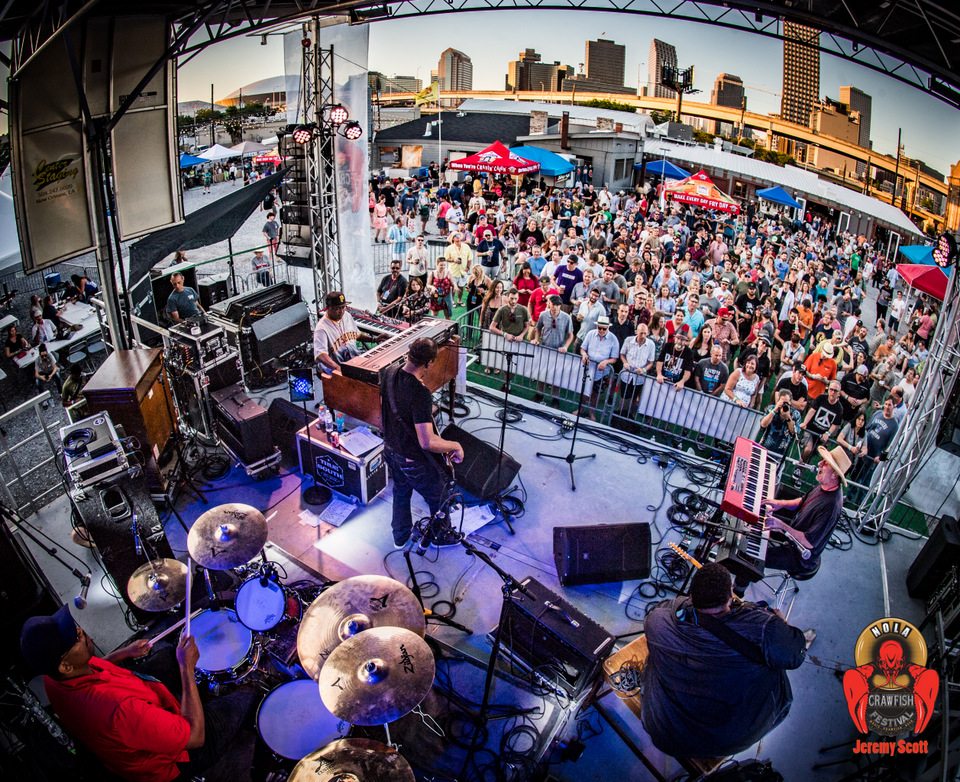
[528,286,559,322]
[44,656,190,781]
[513,274,538,307]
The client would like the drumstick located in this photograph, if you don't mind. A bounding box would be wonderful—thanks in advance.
[185,559,193,637]
[148,609,203,645]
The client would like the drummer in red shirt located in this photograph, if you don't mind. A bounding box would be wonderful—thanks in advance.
[19,605,255,782]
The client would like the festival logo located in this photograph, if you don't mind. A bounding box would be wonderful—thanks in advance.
[842,617,939,755]
[32,156,81,193]
[477,151,500,163]
[314,454,345,488]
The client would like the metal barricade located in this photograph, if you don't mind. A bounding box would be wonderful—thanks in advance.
[0,392,64,515]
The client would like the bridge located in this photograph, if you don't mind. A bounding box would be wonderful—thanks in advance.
[377,90,949,204]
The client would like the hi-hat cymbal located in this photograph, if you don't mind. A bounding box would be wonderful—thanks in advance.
[126,559,188,612]
[187,503,267,570]
[287,738,414,782]
[318,627,434,726]
[297,575,425,680]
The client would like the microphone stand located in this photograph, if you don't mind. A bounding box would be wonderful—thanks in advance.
[536,360,596,491]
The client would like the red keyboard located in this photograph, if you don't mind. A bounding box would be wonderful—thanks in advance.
[721,437,777,526]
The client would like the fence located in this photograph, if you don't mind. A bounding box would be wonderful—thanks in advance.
[0,392,66,516]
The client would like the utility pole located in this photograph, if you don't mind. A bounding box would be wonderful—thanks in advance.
[210,83,215,146]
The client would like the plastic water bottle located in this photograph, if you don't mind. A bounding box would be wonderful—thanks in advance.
[316,405,327,434]
[323,408,335,436]
[335,411,345,433]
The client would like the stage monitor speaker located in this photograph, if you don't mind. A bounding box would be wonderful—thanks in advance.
[269,398,315,466]
[73,480,173,622]
[199,278,230,309]
[553,523,651,586]
[440,424,520,500]
[251,302,311,363]
[498,576,614,698]
[211,383,274,464]
[906,516,960,600]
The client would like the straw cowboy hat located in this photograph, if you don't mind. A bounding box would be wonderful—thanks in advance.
[819,341,835,359]
[817,445,851,486]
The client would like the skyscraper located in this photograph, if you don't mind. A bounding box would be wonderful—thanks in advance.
[586,38,626,89]
[780,22,820,126]
[647,39,678,98]
[710,73,744,135]
[839,85,872,177]
[506,48,570,92]
[438,48,473,91]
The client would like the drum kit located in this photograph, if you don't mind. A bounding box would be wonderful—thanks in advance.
[124,502,433,779]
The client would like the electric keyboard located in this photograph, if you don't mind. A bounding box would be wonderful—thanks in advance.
[348,307,410,341]
[340,318,457,384]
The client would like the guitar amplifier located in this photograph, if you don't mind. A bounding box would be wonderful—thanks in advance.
[495,576,614,698]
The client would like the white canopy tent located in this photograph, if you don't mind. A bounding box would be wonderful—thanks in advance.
[198,144,239,161]
[229,140,271,156]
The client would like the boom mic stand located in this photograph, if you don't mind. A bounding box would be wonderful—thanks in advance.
[536,360,596,491]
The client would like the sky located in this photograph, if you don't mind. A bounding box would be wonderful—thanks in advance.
[176,10,960,175]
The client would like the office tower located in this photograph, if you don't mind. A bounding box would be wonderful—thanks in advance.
[506,48,570,92]
[586,38,626,89]
[780,21,820,126]
[648,39,678,98]
[438,48,473,91]
[710,73,744,135]
[808,98,860,175]
[839,85,872,176]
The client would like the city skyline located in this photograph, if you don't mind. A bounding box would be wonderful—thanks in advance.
[174,10,960,175]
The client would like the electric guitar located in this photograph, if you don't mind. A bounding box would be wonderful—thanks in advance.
[668,542,703,570]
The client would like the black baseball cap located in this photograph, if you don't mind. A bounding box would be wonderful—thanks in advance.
[19,605,77,677]
[324,291,350,309]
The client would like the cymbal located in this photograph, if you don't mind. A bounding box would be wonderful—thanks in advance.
[187,503,268,570]
[297,575,425,680]
[318,627,434,726]
[287,738,414,782]
[126,559,188,612]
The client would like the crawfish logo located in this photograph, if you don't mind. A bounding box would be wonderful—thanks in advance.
[842,618,939,737]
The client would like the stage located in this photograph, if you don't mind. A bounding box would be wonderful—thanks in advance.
[22,383,930,781]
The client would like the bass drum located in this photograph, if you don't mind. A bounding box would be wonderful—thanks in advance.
[256,679,349,760]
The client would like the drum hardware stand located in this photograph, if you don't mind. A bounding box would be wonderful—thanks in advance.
[536,361,596,491]
[159,358,209,506]
[488,345,534,534]
[456,535,533,779]
[290,366,332,506]
[402,545,471,635]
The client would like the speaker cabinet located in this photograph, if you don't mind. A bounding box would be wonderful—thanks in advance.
[553,523,652,586]
[440,424,520,500]
[74,479,172,622]
[269,399,314,466]
[907,516,960,600]
[211,384,273,464]
[199,278,230,309]
[498,576,614,698]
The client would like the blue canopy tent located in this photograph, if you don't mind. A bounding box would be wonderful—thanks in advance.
[756,185,803,210]
[509,146,574,177]
[635,159,691,179]
[899,244,935,265]
[179,152,206,169]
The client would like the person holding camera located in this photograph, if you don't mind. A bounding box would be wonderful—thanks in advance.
[759,388,802,456]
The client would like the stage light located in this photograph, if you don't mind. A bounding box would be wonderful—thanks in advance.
[328,104,349,125]
[292,125,314,144]
[341,121,363,141]
[933,232,958,268]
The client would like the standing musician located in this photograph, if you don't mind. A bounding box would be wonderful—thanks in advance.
[376,261,408,315]
[643,563,811,760]
[380,337,464,549]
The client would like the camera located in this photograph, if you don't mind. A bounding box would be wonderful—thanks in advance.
[780,403,790,413]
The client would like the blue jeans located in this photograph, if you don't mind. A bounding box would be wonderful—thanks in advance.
[385,451,448,545]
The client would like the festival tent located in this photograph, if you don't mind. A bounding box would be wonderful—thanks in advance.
[663,169,741,214]
[896,263,950,302]
[509,146,574,178]
[447,141,539,175]
[636,159,691,180]
[179,152,206,168]
[198,143,239,161]
[253,150,282,166]
[229,140,271,156]
[898,244,935,265]
[756,185,803,210]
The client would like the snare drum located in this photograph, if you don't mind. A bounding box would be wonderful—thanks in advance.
[256,679,349,760]
[186,609,255,682]
[235,576,302,632]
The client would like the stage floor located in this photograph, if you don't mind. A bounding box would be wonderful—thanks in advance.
[23,384,930,781]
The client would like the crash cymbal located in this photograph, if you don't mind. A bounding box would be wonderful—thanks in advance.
[287,738,414,782]
[318,627,434,726]
[126,559,188,612]
[187,503,267,570]
[297,575,425,680]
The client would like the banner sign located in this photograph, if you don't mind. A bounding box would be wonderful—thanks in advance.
[401,145,423,169]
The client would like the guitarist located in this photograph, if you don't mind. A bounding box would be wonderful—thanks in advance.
[380,338,464,549]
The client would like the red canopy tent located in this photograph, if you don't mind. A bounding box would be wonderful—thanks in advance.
[663,169,741,214]
[896,263,949,301]
[447,141,539,175]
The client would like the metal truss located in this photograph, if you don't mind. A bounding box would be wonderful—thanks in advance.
[856,267,960,536]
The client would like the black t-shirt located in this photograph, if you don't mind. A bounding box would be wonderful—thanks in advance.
[839,374,870,420]
[694,358,729,394]
[380,366,434,459]
[658,342,695,383]
[775,376,808,407]
[776,320,794,343]
[805,395,844,436]
[734,293,758,338]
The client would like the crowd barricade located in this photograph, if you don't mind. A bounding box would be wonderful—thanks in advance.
[478,331,595,396]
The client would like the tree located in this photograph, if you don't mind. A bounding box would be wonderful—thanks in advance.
[650,109,674,125]
[692,129,716,144]
[581,98,636,113]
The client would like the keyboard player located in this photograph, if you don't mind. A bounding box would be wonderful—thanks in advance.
[753,445,850,585]
[314,291,362,373]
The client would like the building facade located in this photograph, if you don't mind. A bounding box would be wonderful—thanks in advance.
[506,49,571,92]
[368,72,423,95]
[710,73,745,136]
[779,21,820,157]
[586,38,626,90]
[808,98,861,176]
[647,39,678,98]
[839,85,872,177]
[438,48,473,91]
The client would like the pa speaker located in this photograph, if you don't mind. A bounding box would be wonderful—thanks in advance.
[906,516,960,600]
[553,523,652,586]
[269,398,315,466]
[440,424,520,500]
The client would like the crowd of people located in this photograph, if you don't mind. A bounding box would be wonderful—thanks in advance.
[370,172,933,486]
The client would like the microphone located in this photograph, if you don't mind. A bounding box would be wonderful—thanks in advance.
[544,600,580,628]
[132,514,143,557]
[74,575,91,609]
